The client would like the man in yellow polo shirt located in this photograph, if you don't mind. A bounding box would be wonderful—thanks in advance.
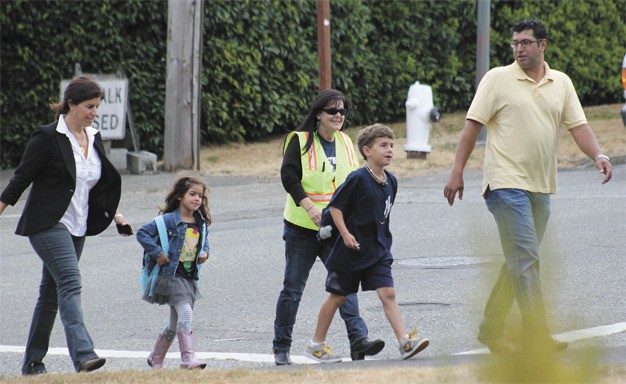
[443,18,613,354]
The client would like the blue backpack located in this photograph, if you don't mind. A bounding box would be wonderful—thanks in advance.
[140,215,167,297]
[140,215,207,297]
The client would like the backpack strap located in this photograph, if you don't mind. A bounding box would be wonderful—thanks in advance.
[196,222,207,275]
[146,215,168,297]
[199,222,206,252]
[155,215,169,254]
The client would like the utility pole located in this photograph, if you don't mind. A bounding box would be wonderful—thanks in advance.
[476,0,490,144]
[317,0,331,91]
[163,0,204,171]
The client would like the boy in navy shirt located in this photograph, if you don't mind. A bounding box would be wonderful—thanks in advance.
[304,124,430,363]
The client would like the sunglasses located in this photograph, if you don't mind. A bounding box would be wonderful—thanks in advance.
[322,107,348,116]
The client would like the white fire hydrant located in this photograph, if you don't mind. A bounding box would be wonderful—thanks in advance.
[404,81,441,158]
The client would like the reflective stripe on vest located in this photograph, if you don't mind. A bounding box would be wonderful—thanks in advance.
[283,130,359,230]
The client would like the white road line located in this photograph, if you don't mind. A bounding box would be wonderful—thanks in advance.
[1,322,624,362]
[0,345,315,364]
[455,322,626,355]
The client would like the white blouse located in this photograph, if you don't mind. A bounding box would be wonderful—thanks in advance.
[56,115,102,236]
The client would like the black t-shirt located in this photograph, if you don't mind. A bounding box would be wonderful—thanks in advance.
[324,167,397,272]
[176,222,201,280]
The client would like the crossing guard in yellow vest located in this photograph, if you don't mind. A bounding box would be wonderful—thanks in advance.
[282,130,358,230]
[273,89,385,366]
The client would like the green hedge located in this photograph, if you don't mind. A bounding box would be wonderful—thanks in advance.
[1,0,168,167]
[2,0,624,168]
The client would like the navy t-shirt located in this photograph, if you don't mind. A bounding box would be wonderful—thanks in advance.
[324,167,397,272]
[318,134,336,172]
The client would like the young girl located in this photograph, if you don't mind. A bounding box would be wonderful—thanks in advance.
[136,176,211,370]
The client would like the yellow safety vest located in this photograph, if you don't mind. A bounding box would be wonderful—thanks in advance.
[283,131,359,230]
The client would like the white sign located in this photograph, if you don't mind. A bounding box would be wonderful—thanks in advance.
[61,75,128,140]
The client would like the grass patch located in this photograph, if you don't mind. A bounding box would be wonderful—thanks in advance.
[198,104,625,178]
[2,362,624,383]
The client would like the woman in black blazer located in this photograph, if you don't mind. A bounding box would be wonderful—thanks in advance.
[0,76,130,375]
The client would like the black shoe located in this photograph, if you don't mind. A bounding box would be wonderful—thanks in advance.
[77,357,106,372]
[350,338,385,361]
[523,338,569,353]
[478,336,511,354]
[549,340,569,352]
[274,351,293,366]
[22,362,47,375]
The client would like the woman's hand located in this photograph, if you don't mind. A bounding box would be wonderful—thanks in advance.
[307,205,321,227]
[198,252,208,264]
[114,213,133,236]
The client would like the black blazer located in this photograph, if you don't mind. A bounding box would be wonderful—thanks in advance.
[1,122,122,236]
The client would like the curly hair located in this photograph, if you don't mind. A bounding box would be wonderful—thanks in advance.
[511,18,547,40]
[160,176,211,225]
[356,123,395,160]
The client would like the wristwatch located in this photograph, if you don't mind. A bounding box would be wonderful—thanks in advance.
[595,154,610,162]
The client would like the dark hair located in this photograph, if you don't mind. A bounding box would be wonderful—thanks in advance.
[288,89,352,154]
[49,76,105,119]
[511,18,547,40]
[356,123,395,160]
[160,176,212,225]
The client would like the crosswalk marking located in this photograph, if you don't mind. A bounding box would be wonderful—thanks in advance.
[1,322,624,362]
[455,322,626,355]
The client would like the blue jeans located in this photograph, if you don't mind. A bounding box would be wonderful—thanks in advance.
[23,222,99,372]
[273,233,368,353]
[479,188,552,342]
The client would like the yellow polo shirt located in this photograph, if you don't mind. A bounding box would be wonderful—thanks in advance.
[467,61,587,195]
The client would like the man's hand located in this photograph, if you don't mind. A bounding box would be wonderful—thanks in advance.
[443,119,482,206]
[444,172,464,206]
[595,156,613,184]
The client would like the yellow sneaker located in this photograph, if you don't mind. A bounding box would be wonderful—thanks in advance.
[305,341,342,363]
[399,328,429,360]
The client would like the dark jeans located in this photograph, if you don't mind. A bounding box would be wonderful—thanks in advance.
[23,222,99,372]
[273,234,368,353]
[479,188,552,343]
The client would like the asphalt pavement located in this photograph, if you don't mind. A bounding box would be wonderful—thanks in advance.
[1,164,624,377]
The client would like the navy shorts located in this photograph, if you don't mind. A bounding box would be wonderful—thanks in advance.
[325,258,394,296]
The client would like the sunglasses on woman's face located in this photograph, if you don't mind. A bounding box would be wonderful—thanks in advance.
[322,108,348,116]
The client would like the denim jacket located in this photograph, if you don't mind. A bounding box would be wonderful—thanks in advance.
[136,209,209,279]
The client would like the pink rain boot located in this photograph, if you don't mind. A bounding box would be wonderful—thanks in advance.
[147,333,173,369]
[177,330,206,369]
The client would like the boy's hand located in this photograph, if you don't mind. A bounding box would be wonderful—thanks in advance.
[198,252,208,264]
[156,253,169,266]
[342,233,360,250]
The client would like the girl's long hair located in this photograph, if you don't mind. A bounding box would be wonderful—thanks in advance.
[160,176,212,225]
[284,89,352,154]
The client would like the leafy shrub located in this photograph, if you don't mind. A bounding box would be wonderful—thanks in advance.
[1,0,624,168]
